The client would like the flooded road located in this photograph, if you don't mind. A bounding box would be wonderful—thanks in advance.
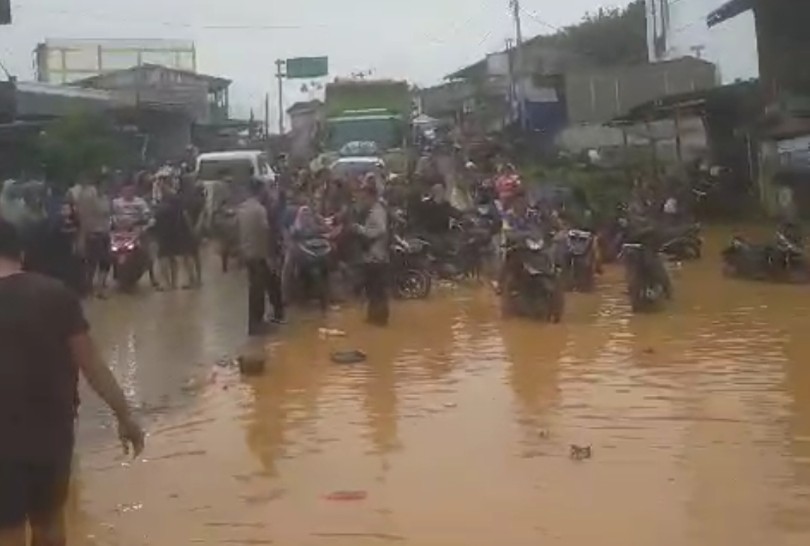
[69,229,810,545]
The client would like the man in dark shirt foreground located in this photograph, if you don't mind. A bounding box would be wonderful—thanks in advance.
[0,219,144,546]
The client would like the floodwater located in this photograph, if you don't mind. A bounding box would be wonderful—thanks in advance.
[68,228,810,546]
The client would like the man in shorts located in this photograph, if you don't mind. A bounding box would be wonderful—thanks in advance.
[0,218,144,546]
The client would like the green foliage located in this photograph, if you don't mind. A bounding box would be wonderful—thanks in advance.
[539,0,647,66]
[524,162,634,221]
[37,111,123,189]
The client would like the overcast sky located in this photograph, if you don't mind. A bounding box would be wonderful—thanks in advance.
[2,0,633,122]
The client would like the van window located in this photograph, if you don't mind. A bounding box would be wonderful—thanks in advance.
[197,158,255,183]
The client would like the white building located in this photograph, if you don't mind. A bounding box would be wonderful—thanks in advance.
[645,0,758,84]
[35,39,197,85]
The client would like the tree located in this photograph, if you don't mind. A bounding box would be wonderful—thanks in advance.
[37,111,123,189]
[540,0,647,66]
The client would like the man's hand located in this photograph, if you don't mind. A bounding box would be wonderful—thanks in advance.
[118,416,145,457]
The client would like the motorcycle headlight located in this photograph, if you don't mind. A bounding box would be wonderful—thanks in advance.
[526,239,543,251]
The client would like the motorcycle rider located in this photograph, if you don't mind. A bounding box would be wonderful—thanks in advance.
[626,220,672,299]
[496,189,538,294]
[769,219,805,270]
[112,180,160,289]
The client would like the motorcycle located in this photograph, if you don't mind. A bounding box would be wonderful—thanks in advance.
[501,235,565,322]
[660,222,702,261]
[722,232,809,283]
[565,229,596,292]
[110,230,149,291]
[621,243,671,313]
[292,237,332,310]
[391,234,432,299]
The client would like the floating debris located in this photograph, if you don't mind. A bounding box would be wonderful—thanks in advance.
[570,445,592,460]
[324,490,368,501]
[318,328,347,339]
[331,350,367,365]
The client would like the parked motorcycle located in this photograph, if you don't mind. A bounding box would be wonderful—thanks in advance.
[391,234,432,299]
[564,229,596,292]
[722,232,808,283]
[621,243,671,313]
[111,230,149,291]
[660,222,702,261]
[501,235,564,322]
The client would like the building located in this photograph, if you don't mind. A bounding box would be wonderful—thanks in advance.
[566,57,716,124]
[73,64,231,159]
[35,39,196,84]
[440,42,590,138]
[286,99,323,163]
[74,64,229,125]
[645,0,758,84]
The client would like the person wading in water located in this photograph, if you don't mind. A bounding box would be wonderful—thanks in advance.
[0,218,144,546]
[352,181,390,326]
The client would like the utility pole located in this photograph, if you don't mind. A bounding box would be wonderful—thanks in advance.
[275,59,286,135]
[505,38,516,127]
[509,0,526,129]
[264,92,270,138]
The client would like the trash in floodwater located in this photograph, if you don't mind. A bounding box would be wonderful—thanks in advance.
[570,445,592,460]
[324,490,368,501]
[330,350,367,365]
[318,328,347,339]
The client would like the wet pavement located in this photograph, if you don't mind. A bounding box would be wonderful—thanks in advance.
[68,229,810,545]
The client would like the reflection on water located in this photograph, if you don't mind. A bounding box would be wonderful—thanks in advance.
[69,230,810,545]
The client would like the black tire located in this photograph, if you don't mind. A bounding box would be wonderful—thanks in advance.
[396,269,431,300]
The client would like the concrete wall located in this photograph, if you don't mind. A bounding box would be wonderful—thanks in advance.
[565,58,717,124]
[558,116,707,163]
[645,0,758,84]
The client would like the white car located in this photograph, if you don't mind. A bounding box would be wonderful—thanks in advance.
[329,156,386,180]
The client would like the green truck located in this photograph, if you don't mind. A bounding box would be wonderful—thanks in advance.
[316,79,411,174]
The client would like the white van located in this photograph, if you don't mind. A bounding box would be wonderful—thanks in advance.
[195,150,276,185]
[196,150,276,230]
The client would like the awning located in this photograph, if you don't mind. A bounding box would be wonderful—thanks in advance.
[707,0,754,28]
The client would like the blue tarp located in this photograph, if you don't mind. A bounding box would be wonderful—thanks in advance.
[523,100,567,138]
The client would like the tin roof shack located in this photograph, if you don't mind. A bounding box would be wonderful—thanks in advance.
[708,0,810,217]
[0,80,124,179]
[609,81,762,216]
[74,64,231,160]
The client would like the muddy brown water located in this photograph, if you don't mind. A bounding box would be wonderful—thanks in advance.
[67,228,810,545]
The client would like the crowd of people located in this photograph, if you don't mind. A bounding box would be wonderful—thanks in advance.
[0,166,206,299]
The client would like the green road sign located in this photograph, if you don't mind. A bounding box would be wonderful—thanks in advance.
[285,56,328,79]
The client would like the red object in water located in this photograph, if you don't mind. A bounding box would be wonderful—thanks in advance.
[324,490,368,501]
